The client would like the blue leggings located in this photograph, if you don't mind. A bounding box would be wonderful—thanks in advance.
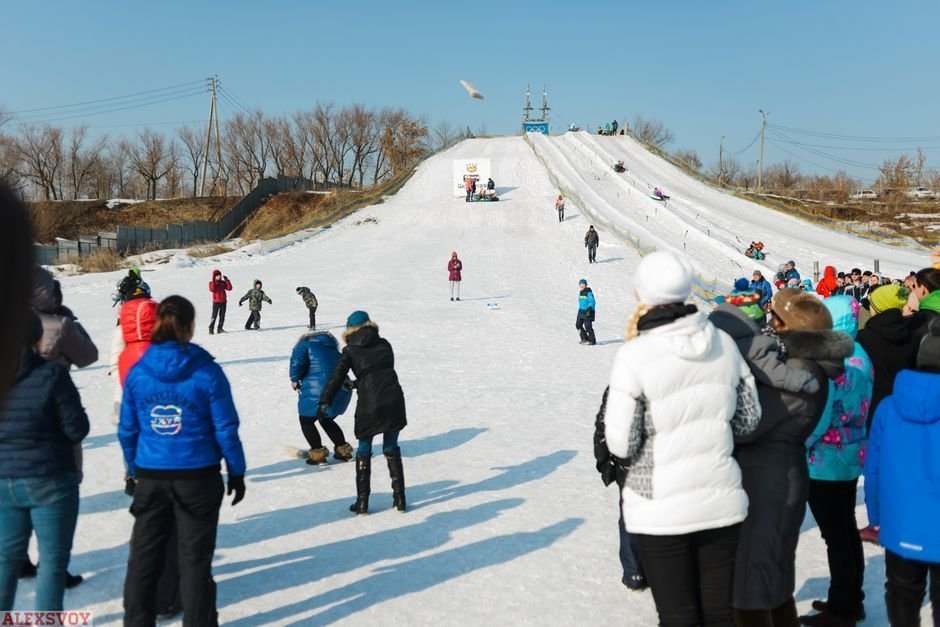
[356,430,400,457]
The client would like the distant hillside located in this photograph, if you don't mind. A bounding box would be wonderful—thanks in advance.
[29,196,240,243]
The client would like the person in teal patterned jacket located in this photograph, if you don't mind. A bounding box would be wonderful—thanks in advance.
[802,294,873,625]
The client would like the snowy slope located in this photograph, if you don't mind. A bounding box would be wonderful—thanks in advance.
[535,131,926,285]
[35,136,926,624]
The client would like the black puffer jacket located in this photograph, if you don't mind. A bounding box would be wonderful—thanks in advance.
[0,351,89,478]
[592,387,626,487]
[321,324,406,440]
[857,308,919,421]
[732,328,851,610]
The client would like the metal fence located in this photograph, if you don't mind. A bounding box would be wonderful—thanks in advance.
[34,175,313,265]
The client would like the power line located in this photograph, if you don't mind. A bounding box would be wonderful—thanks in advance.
[7,79,205,115]
[217,84,253,115]
[764,138,846,175]
[767,128,882,170]
[766,122,940,143]
[727,128,761,156]
[14,90,205,125]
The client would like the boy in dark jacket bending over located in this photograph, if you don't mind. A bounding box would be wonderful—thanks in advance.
[296,287,318,329]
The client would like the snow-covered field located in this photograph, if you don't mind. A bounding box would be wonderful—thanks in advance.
[34,136,929,624]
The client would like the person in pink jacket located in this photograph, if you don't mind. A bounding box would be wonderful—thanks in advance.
[448,252,463,301]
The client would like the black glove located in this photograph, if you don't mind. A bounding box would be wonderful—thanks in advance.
[315,403,329,420]
[227,475,245,506]
[239,301,243,307]
[342,378,356,391]
[586,308,594,319]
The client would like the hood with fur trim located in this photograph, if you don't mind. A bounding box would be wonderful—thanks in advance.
[780,329,853,378]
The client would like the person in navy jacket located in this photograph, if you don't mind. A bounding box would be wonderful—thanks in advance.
[289,331,353,465]
[865,317,940,626]
[119,295,246,627]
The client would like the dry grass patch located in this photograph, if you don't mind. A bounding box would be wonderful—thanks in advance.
[188,242,236,258]
[78,248,128,273]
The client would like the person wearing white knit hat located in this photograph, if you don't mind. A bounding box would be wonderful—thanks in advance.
[606,248,761,626]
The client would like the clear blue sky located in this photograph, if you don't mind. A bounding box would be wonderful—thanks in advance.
[2,0,938,184]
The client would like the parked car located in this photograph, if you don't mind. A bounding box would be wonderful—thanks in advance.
[849,189,878,201]
[905,186,937,200]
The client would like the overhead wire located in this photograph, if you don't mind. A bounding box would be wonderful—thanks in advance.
[14,90,207,125]
[767,128,881,170]
[217,84,254,115]
[7,79,206,115]
[766,122,940,143]
[726,128,762,156]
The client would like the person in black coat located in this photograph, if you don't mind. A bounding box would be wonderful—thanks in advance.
[0,313,89,612]
[857,285,920,427]
[593,387,647,591]
[320,311,407,515]
[730,289,851,627]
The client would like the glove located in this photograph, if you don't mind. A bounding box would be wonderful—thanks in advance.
[239,302,243,307]
[227,475,245,506]
[586,308,594,318]
[291,381,300,391]
[342,378,356,391]
[315,403,329,420]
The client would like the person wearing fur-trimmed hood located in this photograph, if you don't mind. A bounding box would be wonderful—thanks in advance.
[604,250,761,626]
[289,330,353,465]
[319,311,407,515]
[730,288,852,627]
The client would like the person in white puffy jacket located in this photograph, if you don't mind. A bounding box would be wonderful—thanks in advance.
[604,249,761,627]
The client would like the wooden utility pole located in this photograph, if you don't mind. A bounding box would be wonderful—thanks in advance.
[719,136,725,187]
[757,108,768,193]
[199,75,220,196]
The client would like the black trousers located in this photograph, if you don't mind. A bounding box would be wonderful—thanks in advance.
[576,317,596,343]
[634,523,741,627]
[587,244,598,263]
[885,549,940,627]
[806,479,864,617]
[244,310,260,330]
[307,307,317,329]
[209,303,226,331]
[557,207,564,222]
[124,474,223,627]
[300,417,346,449]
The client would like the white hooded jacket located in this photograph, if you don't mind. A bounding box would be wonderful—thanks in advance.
[605,310,760,535]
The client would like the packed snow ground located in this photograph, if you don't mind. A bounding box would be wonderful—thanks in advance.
[36,136,928,624]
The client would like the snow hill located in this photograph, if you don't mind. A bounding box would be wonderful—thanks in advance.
[49,136,928,624]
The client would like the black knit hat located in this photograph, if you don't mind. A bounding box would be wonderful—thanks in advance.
[917,318,940,371]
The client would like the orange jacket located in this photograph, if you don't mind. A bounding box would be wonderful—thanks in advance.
[816,266,839,298]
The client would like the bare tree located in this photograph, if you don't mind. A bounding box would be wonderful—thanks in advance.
[674,149,701,171]
[710,155,740,185]
[223,109,270,193]
[632,116,674,148]
[16,125,64,200]
[177,125,204,197]
[128,129,177,200]
[380,109,429,175]
[764,160,802,190]
[348,104,380,187]
[432,120,460,151]
[264,116,289,177]
[0,133,20,190]
[66,125,107,199]
[876,155,914,191]
[914,147,927,186]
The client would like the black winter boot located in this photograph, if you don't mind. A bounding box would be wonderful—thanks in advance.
[386,451,406,512]
[349,456,370,515]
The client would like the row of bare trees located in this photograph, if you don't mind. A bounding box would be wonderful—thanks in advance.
[0,104,430,201]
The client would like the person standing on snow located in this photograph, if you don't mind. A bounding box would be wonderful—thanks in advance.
[289,331,354,465]
[238,280,272,330]
[815,265,839,299]
[799,295,873,626]
[119,296,245,627]
[864,318,940,626]
[296,287,318,329]
[555,195,565,222]
[585,226,600,264]
[464,177,473,202]
[448,252,463,301]
[577,279,597,345]
[605,250,761,627]
[319,311,407,515]
[208,270,232,335]
[784,261,801,284]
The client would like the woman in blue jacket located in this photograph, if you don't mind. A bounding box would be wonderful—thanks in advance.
[865,317,940,626]
[289,331,353,465]
[0,314,88,611]
[119,295,246,627]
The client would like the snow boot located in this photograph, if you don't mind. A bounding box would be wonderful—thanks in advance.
[349,456,370,515]
[306,447,329,466]
[386,451,406,512]
[208,325,215,335]
[334,443,354,462]
[217,327,226,334]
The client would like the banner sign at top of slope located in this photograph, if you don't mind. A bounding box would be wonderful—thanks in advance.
[523,122,549,134]
[453,159,491,196]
